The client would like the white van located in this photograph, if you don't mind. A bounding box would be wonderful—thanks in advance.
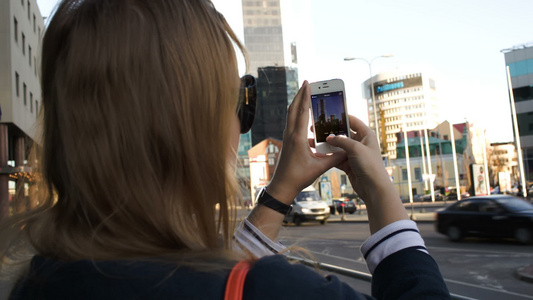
[283,186,330,226]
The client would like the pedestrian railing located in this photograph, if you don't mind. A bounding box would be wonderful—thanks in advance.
[288,255,477,300]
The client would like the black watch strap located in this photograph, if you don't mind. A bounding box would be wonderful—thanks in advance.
[257,188,292,215]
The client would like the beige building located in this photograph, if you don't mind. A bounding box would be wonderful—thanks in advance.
[391,155,466,199]
[363,69,439,159]
[489,142,518,188]
[391,121,469,199]
[0,0,44,218]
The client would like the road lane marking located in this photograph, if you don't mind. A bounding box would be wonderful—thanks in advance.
[444,278,533,299]
[305,249,367,265]
[426,245,533,257]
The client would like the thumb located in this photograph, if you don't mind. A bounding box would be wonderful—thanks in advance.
[326,135,358,154]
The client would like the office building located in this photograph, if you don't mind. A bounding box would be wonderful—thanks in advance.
[393,121,467,198]
[362,70,439,159]
[239,1,301,195]
[0,0,44,218]
[241,0,286,77]
[502,44,533,182]
[250,66,298,146]
[489,142,518,192]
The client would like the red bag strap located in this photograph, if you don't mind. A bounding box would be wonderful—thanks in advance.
[224,260,252,300]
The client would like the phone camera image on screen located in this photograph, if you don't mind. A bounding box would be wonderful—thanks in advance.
[311,91,348,143]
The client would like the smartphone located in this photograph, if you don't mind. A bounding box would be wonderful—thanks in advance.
[310,79,351,154]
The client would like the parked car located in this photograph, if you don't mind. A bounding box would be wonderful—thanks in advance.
[445,191,470,200]
[419,191,444,202]
[283,186,330,226]
[435,195,533,244]
[331,198,357,214]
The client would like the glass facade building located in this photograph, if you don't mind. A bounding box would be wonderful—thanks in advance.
[251,66,298,146]
[503,44,533,182]
[239,1,299,197]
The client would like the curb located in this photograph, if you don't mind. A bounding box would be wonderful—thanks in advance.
[328,218,436,223]
[515,265,533,284]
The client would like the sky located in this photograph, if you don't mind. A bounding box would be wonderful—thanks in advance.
[36,0,533,143]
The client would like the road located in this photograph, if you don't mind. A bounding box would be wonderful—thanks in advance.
[278,222,533,300]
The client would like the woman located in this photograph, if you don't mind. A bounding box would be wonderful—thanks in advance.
[2,0,450,299]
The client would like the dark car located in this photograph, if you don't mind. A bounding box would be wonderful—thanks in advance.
[331,198,357,214]
[435,195,533,244]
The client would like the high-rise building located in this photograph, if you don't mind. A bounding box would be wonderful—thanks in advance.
[251,66,298,146]
[241,0,285,77]
[363,70,439,159]
[0,0,44,218]
[240,0,300,194]
[502,44,533,182]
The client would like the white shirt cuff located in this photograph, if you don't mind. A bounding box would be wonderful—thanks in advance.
[233,218,287,258]
[361,220,428,274]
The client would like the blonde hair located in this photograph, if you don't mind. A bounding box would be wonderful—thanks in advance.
[2,0,246,264]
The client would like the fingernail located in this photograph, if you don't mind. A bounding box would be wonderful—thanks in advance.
[302,80,308,87]
[328,133,335,137]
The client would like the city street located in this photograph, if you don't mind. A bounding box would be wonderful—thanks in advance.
[279,222,533,300]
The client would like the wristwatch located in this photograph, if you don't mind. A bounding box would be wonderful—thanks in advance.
[256,187,293,215]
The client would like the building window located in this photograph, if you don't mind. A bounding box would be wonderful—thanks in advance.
[402,168,408,181]
[30,93,33,112]
[415,167,421,181]
[29,46,32,66]
[33,14,36,32]
[23,83,27,105]
[35,100,39,116]
[22,33,25,55]
[14,17,18,42]
[15,72,20,97]
[28,1,31,20]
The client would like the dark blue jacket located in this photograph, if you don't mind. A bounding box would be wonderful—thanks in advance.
[10,248,449,299]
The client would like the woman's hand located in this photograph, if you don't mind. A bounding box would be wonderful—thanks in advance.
[324,115,393,203]
[325,115,409,233]
[267,81,346,205]
[247,81,346,242]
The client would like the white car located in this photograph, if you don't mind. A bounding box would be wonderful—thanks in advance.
[283,186,330,226]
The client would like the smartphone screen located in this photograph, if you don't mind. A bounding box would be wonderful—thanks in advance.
[311,91,349,143]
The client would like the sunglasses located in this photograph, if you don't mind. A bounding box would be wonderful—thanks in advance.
[237,75,257,134]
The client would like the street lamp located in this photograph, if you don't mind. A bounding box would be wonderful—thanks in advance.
[344,54,394,152]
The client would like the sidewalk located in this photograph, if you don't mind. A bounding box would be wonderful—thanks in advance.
[328,209,436,222]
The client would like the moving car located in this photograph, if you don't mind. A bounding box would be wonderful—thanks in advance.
[435,195,533,244]
[331,198,357,214]
[283,186,330,226]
